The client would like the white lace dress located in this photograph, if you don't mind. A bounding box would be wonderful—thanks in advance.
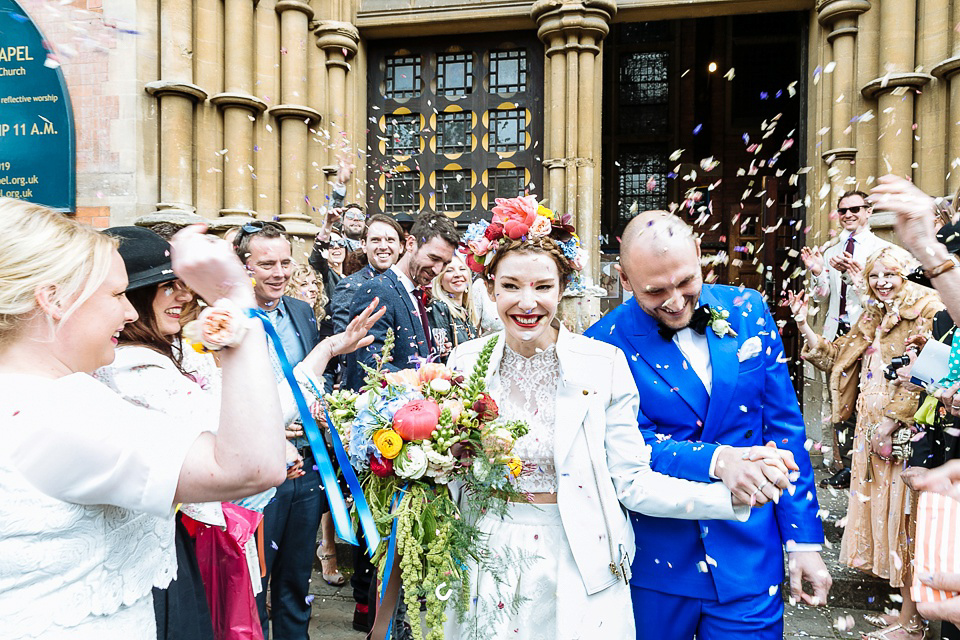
[0,373,201,639]
[446,345,570,640]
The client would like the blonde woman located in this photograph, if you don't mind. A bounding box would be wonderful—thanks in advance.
[0,198,381,639]
[791,246,943,640]
[429,253,478,359]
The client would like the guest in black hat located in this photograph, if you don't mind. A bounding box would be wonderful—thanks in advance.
[97,226,384,640]
[100,226,215,640]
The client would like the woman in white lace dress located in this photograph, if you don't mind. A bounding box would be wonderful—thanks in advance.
[443,199,789,640]
[0,199,381,639]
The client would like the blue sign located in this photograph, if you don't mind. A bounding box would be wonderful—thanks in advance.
[0,0,75,211]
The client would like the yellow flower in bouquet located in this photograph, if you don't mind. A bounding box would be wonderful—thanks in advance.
[507,457,523,477]
[373,428,403,459]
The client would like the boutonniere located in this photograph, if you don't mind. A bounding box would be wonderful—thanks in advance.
[707,307,738,339]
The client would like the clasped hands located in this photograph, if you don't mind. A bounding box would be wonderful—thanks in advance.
[716,441,798,507]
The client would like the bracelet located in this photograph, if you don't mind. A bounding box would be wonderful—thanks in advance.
[183,299,257,352]
[922,254,960,280]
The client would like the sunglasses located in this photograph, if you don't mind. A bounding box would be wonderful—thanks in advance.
[343,211,366,221]
[838,205,868,215]
[234,220,286,245]
[329,239,348,248]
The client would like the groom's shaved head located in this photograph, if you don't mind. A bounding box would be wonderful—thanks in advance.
[617,210,703,330]
[620,210,697,274]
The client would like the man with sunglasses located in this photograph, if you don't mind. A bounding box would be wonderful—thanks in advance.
[233,220,329,640]
[339,204,367,252]
[800,190,892,489]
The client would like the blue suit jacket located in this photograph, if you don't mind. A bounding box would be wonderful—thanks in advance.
[331,265,379,334]
[343,269,431,391]
[584,284,823,602]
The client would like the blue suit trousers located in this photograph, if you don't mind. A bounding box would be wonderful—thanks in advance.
[632,585,783,640]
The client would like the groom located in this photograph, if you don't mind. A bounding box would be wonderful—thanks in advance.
[585,211,830,639]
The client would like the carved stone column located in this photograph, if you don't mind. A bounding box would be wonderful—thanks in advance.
[861,0,931,178]
[147,0,205,213]
[271,0,321,236]
[817,0,870,192]
[532,0,615,287]
[315,20,360,196]
[933,0,960,194]
[211,0,266,225]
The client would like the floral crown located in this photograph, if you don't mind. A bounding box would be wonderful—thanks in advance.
[461,195,585,285]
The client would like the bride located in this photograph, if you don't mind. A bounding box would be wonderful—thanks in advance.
[443,197,794,639]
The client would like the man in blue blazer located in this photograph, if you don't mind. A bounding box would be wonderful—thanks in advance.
[344,211,459,391]
[330,214,405,333]
[585,211,830,639]
[234,221,326,640]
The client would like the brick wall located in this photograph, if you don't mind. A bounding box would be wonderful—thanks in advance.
[20,0,127,222]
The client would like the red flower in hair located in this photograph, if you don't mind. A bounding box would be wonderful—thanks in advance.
[465,252,485,273]
[484,222,505,241]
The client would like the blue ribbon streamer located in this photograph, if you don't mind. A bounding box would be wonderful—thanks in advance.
[303,379,382,556]
[378,487,406,640]
[249,309,358,546]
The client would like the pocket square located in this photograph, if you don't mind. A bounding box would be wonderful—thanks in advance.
[737,336,762,362]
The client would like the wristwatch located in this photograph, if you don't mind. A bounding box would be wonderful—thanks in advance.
[923,253,960,280]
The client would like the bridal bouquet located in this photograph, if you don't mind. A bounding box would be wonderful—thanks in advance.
[325,331,528,640]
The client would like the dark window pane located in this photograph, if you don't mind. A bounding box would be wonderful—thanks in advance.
[489,109,525,152]
[617,147,668,226]
[437,53,473,96]
[487,167,525,200]
[618,51,669,135]
[436,111,471,154]
[385,114,420,156]
[385,55,422,99]
[490,50,527,93]
[385,173,418,213]
[436,169,470,211]
[621,21,671,43]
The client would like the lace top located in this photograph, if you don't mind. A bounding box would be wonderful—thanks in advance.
[499,344,561,494]
[0,373,199,638]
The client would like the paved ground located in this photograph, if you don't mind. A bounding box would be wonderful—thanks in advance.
[299,463,941,639]
[304,578,912,639]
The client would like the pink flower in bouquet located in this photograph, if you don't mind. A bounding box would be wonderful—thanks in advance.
[393,399,442,441]
[467,237,492,257]
[528,215,553,239]
[384,368,422,388]
[472,393,499,422]
[419,362,453,384]
[369,454,394,477]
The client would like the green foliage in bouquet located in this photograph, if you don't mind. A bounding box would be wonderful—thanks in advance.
[324,331,530,640]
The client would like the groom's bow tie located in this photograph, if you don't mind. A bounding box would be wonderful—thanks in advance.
[657,304,711,340]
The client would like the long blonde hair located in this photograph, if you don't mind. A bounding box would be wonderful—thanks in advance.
[285,262,328,319]
[0,198,116,346]
[431,253,473,323]
[862,245,922,307]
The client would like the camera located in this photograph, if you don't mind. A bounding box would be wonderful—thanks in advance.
[884,355,911,381]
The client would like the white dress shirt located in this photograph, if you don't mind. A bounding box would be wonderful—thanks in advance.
[809,227,892,340]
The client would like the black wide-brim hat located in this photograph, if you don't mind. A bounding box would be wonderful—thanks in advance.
[907,221,960,288]
[103,226,176,292]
